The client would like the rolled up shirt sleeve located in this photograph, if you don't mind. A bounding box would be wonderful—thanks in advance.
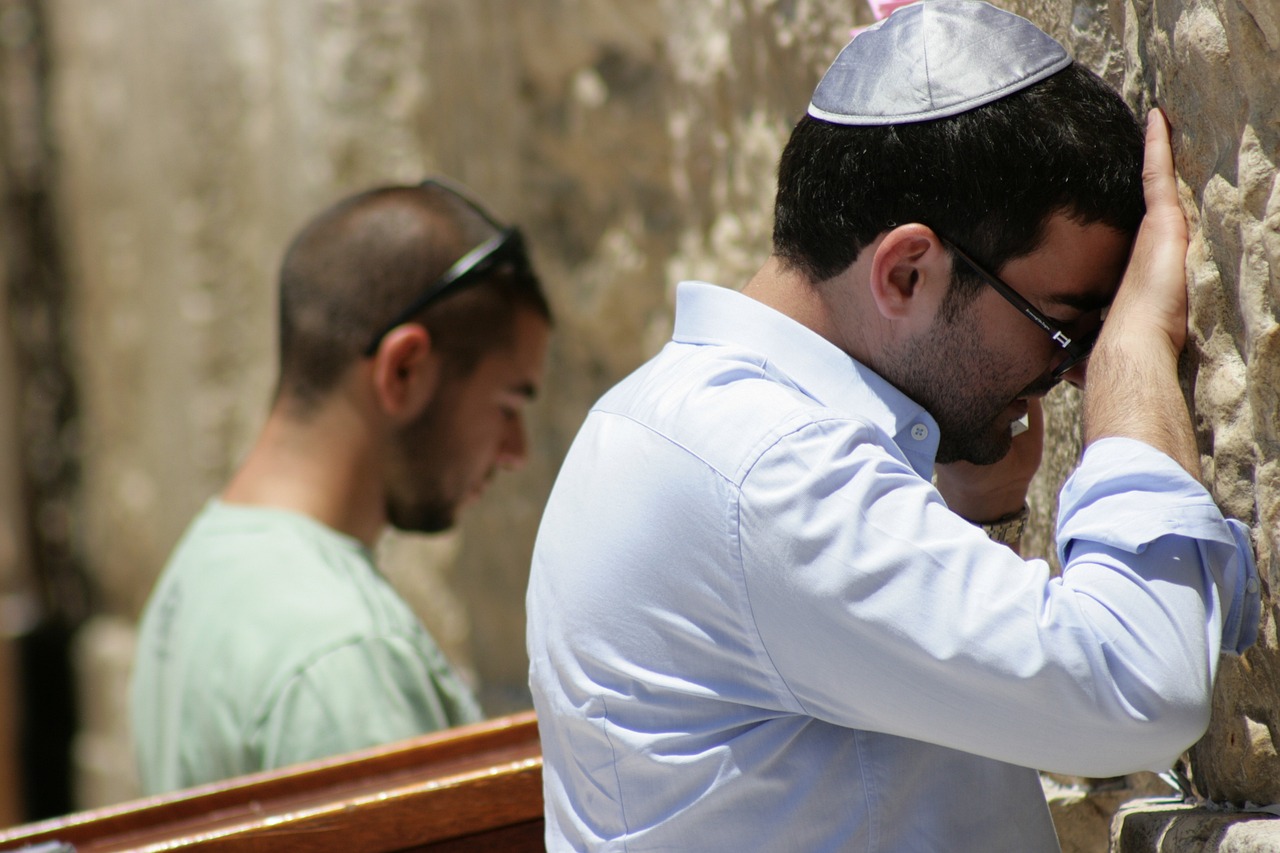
[742,428,1260,778]
[1058,437,1260,657]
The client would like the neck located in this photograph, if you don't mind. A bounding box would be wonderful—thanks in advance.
[742,255,879,364]
[222,392,387,547]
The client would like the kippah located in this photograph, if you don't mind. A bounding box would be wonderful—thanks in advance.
[809,0,1071,126]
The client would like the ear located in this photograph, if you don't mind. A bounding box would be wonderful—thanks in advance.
[368,323,442,422]
[867,224,950,322]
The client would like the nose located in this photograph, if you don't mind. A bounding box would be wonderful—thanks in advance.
[496,414,529,471]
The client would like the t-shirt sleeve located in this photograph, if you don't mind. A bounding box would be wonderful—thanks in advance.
[249,634,482,770]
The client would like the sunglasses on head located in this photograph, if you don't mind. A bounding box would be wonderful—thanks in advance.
[363,177,530,356]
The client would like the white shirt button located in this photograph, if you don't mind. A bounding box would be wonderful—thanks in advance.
[910,423,929,441]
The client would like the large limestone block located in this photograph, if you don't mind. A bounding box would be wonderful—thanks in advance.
[1145,0,1279,806]
[1018,0,1280,811]
[1112,799,1280,852]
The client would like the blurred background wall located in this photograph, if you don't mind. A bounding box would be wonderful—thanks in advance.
[0,1,1273,850]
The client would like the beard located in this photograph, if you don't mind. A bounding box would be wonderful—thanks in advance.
[382,400,462,535]
[386,491,455,535]
[878,310,1055,465]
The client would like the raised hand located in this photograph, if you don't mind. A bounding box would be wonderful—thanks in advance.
[934,397,1044,526]
[1083,108,1199,477]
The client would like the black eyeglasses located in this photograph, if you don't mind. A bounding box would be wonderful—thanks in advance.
[363,177,530,356]
[939,237,1099,379]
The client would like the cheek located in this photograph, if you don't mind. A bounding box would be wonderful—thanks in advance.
[978,314,1052,381]
[466,416,508,462]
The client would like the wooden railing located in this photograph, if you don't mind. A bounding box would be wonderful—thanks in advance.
[0,711,544,852]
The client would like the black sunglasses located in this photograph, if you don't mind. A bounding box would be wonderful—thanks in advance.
[363,178,530,356]
[939,237,1099,379]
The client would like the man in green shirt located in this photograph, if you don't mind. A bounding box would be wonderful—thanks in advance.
[131,179,553,794]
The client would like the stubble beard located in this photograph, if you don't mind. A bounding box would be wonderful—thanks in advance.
[383,401,460,535]
[879,316,1037,466]
[386,496,455,535]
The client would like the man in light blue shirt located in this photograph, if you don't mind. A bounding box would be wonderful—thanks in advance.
[527,3,1260,851]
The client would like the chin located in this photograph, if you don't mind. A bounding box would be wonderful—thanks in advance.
[937,430,1013,466]
[387,503,458,535]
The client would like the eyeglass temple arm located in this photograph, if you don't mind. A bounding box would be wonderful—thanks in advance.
[940,238,1075,351]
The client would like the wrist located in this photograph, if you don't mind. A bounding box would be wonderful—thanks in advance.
[1094,318,1184,368]
[1083,329,1199,478]
[971,503,1029,546]
[934,472,1030,522]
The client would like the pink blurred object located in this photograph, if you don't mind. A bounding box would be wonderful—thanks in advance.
[869,0,918,17]
[850,0,920,38]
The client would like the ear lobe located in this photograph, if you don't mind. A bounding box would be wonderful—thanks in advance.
[868,224,942,320]
[369,324,441,420]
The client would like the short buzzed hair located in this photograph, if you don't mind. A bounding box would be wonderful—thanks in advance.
[275,183,551,411]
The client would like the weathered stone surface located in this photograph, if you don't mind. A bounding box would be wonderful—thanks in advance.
[1125,0,1279,807]
[1047,774,1177,853]
[1112,799,1280,852]
[1009,0,1280,815]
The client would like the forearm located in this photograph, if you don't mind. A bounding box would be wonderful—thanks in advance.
[1083,327,1200,479]
[1058,437,1259,659]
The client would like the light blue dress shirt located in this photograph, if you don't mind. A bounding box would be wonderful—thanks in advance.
[527,281,1259,852]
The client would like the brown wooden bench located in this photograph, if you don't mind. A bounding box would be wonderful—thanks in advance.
[0,711,544,852]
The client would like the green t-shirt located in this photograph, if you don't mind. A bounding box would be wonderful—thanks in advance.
[131,501,482,794]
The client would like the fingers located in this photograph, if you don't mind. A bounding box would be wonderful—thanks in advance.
[1010,396,1044,466]
[1025,396,1043,430]
[1141,109,1187,238]
[1097,108,1189,358]
[1142,109,1173,189]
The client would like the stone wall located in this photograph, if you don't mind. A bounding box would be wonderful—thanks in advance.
[38,0,864,806]
[1011,0,1279,828]
[0,0,1272,849]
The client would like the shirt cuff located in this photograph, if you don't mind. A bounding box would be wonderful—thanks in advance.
[1220,518,1261,656]
[1058,437,1260,655]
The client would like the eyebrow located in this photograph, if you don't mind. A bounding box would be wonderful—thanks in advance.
[509,381,539,401]
[1043,288,1114,313]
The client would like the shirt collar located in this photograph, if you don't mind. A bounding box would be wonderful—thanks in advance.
[671,281,939,477]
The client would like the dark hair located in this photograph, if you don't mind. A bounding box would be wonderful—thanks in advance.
[275,184,551,409]
[772,62,1145,301]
